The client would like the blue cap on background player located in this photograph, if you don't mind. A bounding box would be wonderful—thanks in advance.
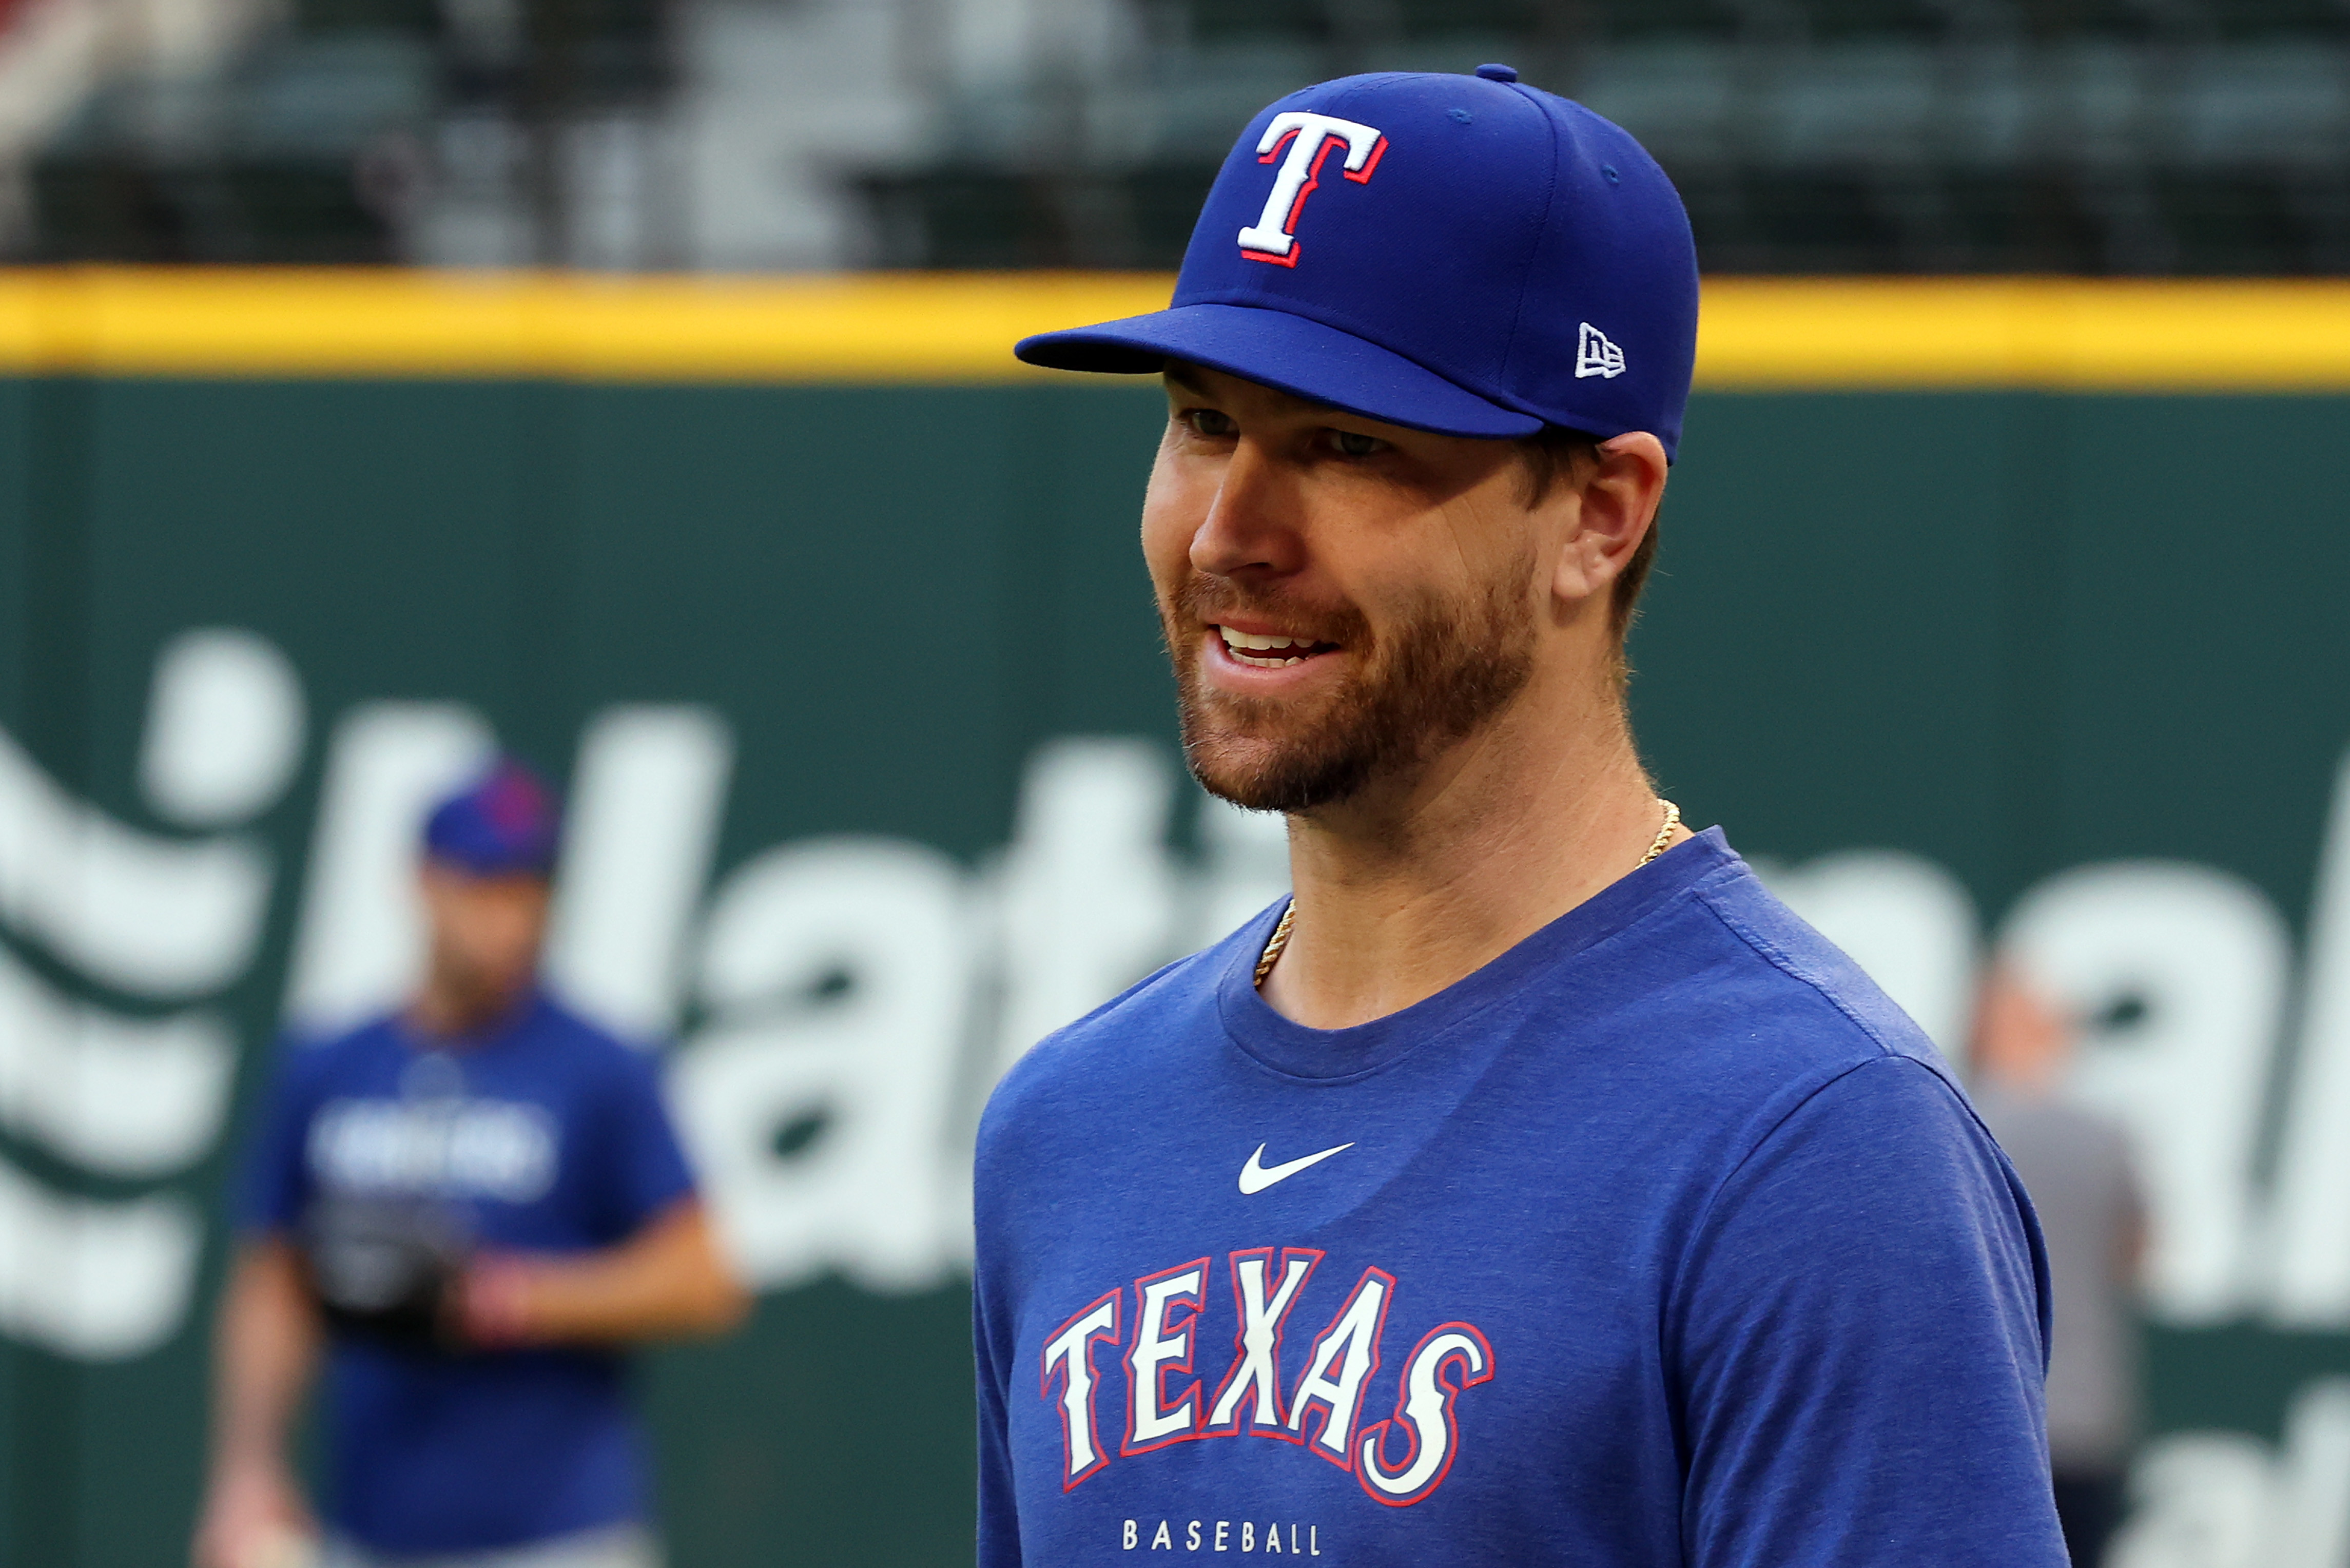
[1015,65,1699,459]
[423,758,560,878]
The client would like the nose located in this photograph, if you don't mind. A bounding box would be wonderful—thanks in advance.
[1190,437,1305,582]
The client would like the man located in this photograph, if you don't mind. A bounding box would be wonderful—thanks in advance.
[193,760,748,1568]
[1973,965,2148,1566]
[975,66,2066,1565]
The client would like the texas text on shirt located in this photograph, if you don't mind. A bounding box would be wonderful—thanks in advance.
[974,831,2058,1566]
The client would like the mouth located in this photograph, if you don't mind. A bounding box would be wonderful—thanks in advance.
[1212,624,1342,670]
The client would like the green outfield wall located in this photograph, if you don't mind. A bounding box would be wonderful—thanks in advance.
[1,275,2348,1568]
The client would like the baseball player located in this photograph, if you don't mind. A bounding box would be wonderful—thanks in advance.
[193,761,747,1568]
[975,66,2067,1565]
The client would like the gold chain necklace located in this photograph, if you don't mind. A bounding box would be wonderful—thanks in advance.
[1253,798,1682,990]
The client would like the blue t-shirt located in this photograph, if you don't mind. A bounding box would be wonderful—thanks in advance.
[238,991,698,1555]
[974,830,2066,1566]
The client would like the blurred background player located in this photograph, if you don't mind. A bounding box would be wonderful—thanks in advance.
[191,760,749,1568]
[1973,965,2149,1568]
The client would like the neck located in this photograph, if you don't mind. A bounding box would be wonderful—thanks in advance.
[409,975,531,1042]
[1260,676,1684,1030]
[1982,1064,2060,1101]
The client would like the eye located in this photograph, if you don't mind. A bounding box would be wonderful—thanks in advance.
[1330,429,1388,459]
[1181,408,1237,439]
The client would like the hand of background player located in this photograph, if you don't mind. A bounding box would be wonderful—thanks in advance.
[454,1253,541,1348]
[189,1460,316,1568]
[452,1199,748,1348]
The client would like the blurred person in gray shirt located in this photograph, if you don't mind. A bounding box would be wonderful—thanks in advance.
[1972,965,2149,1568]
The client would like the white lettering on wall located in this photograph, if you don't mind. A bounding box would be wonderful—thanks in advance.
[2111,1378,2350,1568]
[140,628,307,829]
[282,703,497,1037]
[0,944,233,1177]
[988,737,1179,1082]
[2263,751,2350,1327]
[545,705,734,1042]
[668,836,973,1293]
[0,728,271,999]
[19,618,2350,1400]
[0,1160,201,1361]
[0,628,303,1357]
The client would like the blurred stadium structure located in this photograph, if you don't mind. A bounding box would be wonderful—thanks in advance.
[2,0,2348,270]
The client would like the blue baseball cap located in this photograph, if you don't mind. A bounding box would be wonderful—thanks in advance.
[1015,66,1699,459]
[422,758,560,878]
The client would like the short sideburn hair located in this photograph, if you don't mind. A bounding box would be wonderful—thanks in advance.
[1514,424,1662,657]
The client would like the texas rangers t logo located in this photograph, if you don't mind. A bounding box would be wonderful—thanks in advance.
[1237,112,1388,267]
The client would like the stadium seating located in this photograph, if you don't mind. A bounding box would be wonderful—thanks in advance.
[12,0,2350,271]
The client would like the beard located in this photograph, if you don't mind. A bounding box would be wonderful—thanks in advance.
[1164,565,1539,815]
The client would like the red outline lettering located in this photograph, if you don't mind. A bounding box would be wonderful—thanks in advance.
[1286,1266,1394,1470]
[1356,1322,1496,1506]
[1121,1258,1212,1457]
[1202,1247,1323,1438]
[1039,1290,1121,1490]
[1241,130,1388,268]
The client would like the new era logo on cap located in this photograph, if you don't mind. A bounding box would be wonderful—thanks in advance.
[1576,323,1626,379]
[1014,66,1698,458]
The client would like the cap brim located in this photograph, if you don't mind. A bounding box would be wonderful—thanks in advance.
[1015,303,1543,440]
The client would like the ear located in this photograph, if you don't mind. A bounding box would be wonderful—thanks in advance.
[1548,432,1668,610]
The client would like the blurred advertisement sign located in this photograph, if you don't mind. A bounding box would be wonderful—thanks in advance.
[12,628,2350,1337]
[0,628,299,1357]
[13,621,2350,1568]
[5,620,2349,1561]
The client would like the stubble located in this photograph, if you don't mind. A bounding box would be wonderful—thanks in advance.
[1164,567,1539,815]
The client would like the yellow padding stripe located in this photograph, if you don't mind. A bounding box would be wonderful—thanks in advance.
[1696,278,2350,390]
[1,269,2348,389]
[0,271,1168,382]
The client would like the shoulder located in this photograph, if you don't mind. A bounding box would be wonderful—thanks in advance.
[1736,1052,2002,1194]
[1531,840,1992,1203]
[978,924,1248,1161]
[269,1013,398,1094]
[1648,846,1960,1091]
[1642,873,2036,1299]
[508,997,674,1129]
[1660,1042,2036,1311]
[530,994,663,1078]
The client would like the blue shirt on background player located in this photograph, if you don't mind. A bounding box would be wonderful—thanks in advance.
[239,994,692,1554]
[983,64,2069,1567]
[195,761,749,1568]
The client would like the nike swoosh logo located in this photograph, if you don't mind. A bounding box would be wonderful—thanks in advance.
[1238,1141,1355,1195]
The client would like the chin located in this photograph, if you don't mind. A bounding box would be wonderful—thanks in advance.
[1182,725,1375,816]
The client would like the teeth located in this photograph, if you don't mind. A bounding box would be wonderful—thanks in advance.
[1215,625,1329,670]
[1218,626,1306,652]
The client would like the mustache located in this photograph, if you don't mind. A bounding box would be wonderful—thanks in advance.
[1167,574,1370,648]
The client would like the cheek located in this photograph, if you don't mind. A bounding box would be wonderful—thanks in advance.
[1350,540,1516,646]
[499,902,548,955]
[1440,500,1544,602]
[1139,467,1202,590]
